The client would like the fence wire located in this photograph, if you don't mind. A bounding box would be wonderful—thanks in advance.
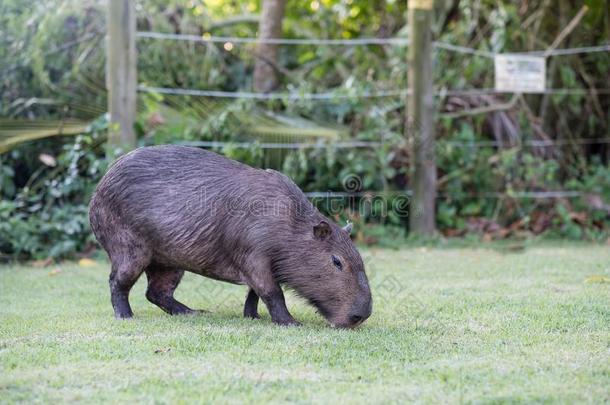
[304,190,586,199]
[139,85,610,100]
[178,138,610,150]
[137,30,610,58]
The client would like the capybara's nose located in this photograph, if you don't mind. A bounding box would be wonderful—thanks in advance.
[349,302,371,325]
[349,314,364,324]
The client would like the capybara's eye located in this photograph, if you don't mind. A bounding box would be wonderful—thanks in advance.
[331,255,343,270]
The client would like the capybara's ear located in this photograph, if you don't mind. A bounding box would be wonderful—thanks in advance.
[313,221,332,240]
[342,222,353,234]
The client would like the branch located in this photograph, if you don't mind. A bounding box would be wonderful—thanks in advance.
[439,94,518,119]
[545,5,589,55]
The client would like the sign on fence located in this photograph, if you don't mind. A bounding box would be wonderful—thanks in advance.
[495,54,546,93]
[409,0,433,9]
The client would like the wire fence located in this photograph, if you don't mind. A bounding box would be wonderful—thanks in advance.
[135,29,610,202]
[137,31,610,100]
[8,28,600,202]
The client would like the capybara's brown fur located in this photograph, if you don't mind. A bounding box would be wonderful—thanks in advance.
[89,145,372,327]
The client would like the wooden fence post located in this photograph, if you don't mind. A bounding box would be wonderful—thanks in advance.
[106,0,137,154]
[407,0,436,236]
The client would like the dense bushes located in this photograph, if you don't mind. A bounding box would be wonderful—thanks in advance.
[1,0,610,259]
[1,115,608,260]
[0,118,108,259]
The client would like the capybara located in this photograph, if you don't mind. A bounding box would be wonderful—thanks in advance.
[89,145,372,327]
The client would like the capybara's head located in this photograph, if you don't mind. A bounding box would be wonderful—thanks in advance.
[280,220,372,328]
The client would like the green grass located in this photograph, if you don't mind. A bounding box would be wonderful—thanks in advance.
[1,245,609,404]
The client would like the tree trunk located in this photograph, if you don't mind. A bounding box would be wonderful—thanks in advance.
[253,0,286,93]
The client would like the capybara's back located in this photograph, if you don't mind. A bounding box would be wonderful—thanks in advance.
[90,145,371,327]
[90,145,269,273]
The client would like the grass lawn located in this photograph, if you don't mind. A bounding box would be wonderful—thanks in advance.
[1,244,609,403]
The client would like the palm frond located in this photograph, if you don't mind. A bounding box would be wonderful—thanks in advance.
[0,119,89,153]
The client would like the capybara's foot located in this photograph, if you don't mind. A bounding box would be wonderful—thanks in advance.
[111,290,135,319]
[272,313,301,327]
[114,310,134,320]
[244,311,260,319]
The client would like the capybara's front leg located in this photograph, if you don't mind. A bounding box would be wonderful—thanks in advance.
[244,288,260,319]
[261,288,300,326]
[243,256,299,326]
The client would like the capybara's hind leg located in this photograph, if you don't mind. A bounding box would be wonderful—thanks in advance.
[109,259,146,319]
[107,232,150,319]
[145,267,197,315]
[243,288,260,319]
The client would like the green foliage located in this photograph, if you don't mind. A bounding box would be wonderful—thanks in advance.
[1,0,610,259]
[0,117,108,260]
[221,141,264,167]
[1,0,106,119]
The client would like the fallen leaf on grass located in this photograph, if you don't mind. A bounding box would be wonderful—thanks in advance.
[584,275,610,284]
[48,268,61,276]
[154,347,171,354]
[78,258,96,267]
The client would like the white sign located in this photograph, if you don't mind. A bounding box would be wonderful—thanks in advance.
[494,54,546,93]
[409,0,433,9]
